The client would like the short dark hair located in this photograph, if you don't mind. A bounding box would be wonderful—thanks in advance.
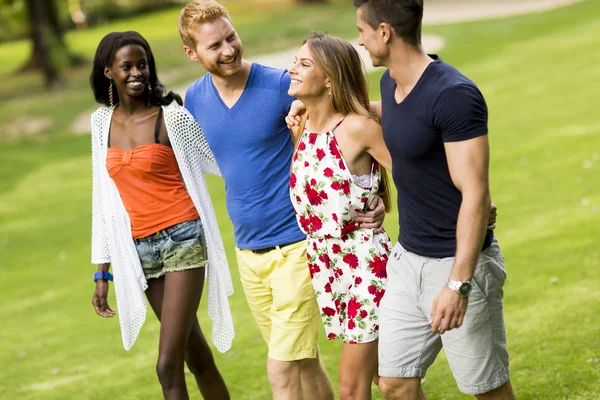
[90,31,182,107]
[353,0,423,46]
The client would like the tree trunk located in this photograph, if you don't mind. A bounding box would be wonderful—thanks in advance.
[21,0,82,87]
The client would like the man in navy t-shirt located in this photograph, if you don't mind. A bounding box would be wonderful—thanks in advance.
[177,1,384,399]
[353,0,516,399]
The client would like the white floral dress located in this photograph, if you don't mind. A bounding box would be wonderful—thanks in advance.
[290,119,392,344]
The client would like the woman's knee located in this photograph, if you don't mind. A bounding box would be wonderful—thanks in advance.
[156,355,183,387]
[338,370,370,400]
[185,325,218,376]
[338,383,362,400]
[185,350,216,376]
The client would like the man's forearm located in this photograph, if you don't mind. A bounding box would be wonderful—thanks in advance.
[450,189,491,281]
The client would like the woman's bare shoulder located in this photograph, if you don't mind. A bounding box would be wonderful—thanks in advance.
[342,113,382,143]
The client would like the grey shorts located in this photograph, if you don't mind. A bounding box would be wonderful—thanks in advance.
[378,237,510,395]
[133,219,207,279]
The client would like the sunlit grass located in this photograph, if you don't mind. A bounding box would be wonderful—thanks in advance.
[0,1,599,399]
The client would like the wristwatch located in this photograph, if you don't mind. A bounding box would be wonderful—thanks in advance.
[93,271,114,282]
[446,280,472,297]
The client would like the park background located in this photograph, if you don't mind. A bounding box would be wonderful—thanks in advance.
[0,0,599,398]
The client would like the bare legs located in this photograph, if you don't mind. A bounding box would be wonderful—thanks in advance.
[378,377,514,400]
[145,268,230,400]
[338,341,378,400]
[267,351,333,400]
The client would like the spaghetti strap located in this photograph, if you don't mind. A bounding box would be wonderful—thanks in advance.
[154,107,163,144]
[331,113,351,132]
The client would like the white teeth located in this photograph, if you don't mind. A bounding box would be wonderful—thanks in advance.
[127,81,143,87]
[291,80,301,84]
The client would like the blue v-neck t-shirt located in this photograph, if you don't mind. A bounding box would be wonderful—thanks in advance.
[185,63,305,250]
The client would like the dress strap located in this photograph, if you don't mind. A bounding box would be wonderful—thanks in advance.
[331,113,351,132]
[154,107,163,144]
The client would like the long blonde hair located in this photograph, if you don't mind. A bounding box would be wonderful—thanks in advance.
[292,31,391,212]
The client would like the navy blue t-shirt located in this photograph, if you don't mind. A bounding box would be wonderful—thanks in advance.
[381,55,493,258]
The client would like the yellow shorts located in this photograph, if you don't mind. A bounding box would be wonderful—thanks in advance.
[235,240,319,361]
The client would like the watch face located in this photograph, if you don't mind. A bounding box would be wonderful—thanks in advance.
[458,282,472,296]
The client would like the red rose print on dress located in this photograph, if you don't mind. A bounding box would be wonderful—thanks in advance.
[340,221,357,236]
[329,140,341,159]
[374,289,385,307]
[369,256,388,279]
[347,297,361,319]
[308,263,321,278]
[299,215,311,232]
[319,253,331,269]
[342,253,359,269]
[289,124,392,344]
[305,184,323,206]
[341,180,351,195]
[322,306,336,317]
[317,148,326,161]
[310,214,323,231]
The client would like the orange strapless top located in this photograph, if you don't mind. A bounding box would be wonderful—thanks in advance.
[106,143,199,239]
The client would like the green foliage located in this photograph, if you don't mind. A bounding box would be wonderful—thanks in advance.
[0,1,599,399]
[0,0,27,42]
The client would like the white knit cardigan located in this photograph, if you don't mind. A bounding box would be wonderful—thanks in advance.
[90,102,234,352]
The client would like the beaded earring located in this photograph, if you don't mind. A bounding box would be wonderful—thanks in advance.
[147,83,153,107]
[108,80,114,107]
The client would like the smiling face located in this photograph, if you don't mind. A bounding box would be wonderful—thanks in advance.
[184,16,243,78]
[356,6,387,67]
[288,43,329,100]
[104,44,149,101]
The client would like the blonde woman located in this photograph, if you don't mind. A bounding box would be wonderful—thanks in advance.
[288,32,393,399]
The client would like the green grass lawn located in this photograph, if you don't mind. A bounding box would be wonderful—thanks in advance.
[1,0,599,399]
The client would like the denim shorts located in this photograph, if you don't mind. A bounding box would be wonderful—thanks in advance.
[378,237,510,395]
[133,219,208,279]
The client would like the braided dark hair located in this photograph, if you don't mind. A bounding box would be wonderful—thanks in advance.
[90,31,182,107]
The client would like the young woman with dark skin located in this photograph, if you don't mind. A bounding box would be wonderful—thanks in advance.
[89,31,231,400]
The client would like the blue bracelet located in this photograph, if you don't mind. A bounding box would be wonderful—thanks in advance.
[93,271,114,282]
